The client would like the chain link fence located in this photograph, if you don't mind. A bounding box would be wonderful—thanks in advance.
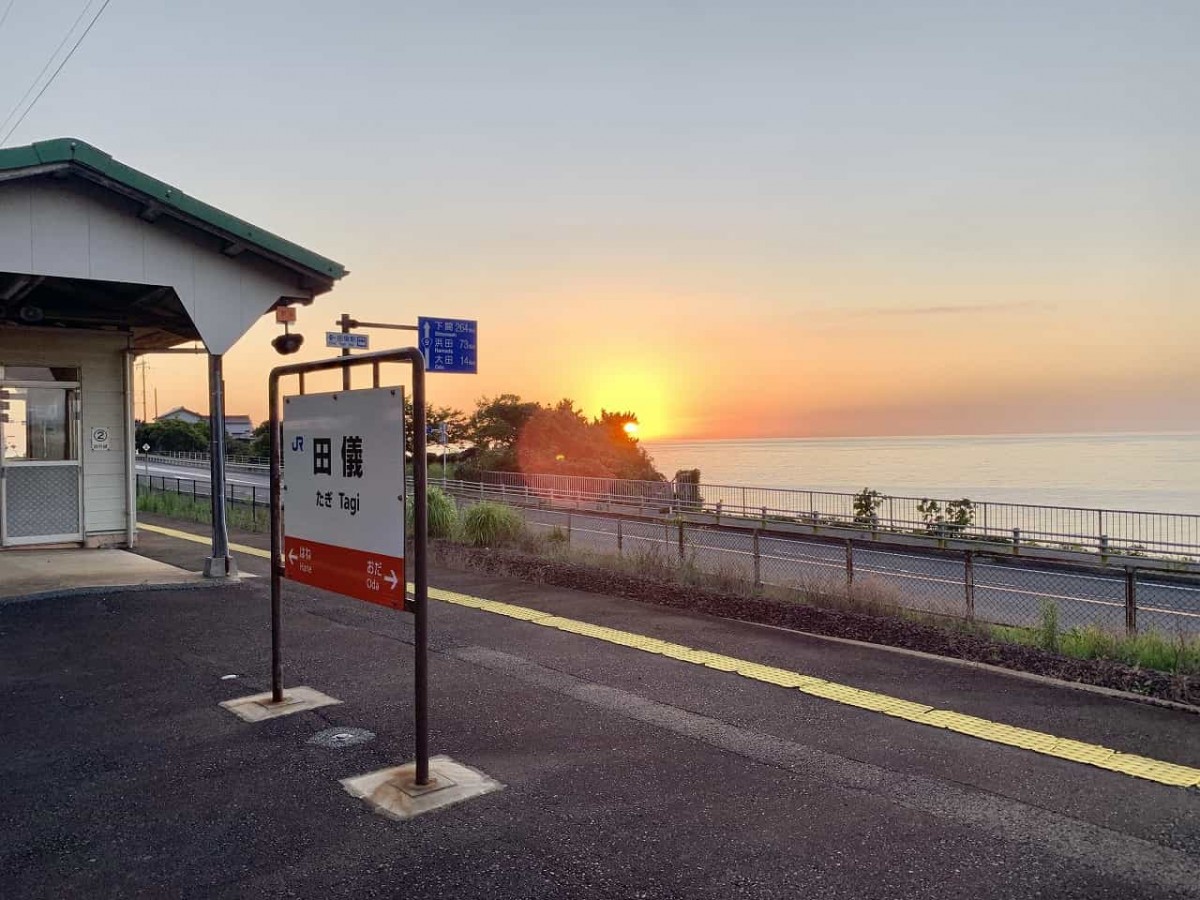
[140,452,1200,561]
[136,472,1200,638]
[454,495,1200,638]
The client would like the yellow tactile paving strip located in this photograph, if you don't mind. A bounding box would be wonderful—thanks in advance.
[138,523,1200,789]
[425,585,1200,789]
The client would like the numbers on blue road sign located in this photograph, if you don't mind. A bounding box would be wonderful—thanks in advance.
[418,317,477,374]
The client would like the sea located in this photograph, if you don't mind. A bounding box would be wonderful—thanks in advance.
[641,432,1200,515]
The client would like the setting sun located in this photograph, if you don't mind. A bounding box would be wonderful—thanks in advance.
[623,421,639,437]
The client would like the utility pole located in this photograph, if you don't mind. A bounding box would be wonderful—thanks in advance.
[338,312,354,390]
[137,358,149,423]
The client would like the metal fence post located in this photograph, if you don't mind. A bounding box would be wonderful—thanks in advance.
[677,518,685,563]
[1125,567,1137,636]
[760,506,767,527]
[566,510,572,545]
[617,518,623,556]
[715,500,722,525]
[845,539,854,594]
[753,530,762,593]
[964,550,975,619]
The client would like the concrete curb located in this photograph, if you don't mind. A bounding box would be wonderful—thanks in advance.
[750,620,1200,716]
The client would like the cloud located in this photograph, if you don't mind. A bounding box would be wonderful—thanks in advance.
[831,300,1046,318]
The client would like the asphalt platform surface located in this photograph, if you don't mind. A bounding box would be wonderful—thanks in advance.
[1,519,1198,899]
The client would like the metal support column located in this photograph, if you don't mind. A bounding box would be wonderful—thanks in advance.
[1124,567,1137,636]
[203,353,237,577]
[752,530,762,593]
[339,313,353,390]
[964,551,975,619]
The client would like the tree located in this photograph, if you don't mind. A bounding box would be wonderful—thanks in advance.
[135,419,209,453]
[853,488,884,526]
[454,393,665,482]
[516,399,598,475]
[593,409,661,481]
[428,405,469,444]
[467,394,541,453]
[401,397,470,459]
[248,421,271,459]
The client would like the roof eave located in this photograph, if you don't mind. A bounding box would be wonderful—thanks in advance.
[0,138,348,290]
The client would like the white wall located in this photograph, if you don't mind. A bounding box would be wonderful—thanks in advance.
[0,328,129,540]
[0,179,311,354]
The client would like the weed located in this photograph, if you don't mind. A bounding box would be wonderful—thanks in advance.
[404,486,460,540]
[460,502,525,547]
[137,489,267,533]
[1037,600,1061,653]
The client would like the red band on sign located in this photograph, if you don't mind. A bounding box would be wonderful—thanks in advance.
[283,536,407,612]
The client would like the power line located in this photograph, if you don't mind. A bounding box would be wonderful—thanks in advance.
[0,0,114,147]
[0,0,94,141]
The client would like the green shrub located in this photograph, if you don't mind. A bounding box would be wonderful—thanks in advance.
[460,502,524,547]
[853,488,884,526]
[427,487,459,539]
[405,486,460,540]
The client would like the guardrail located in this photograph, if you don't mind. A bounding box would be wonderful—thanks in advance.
[136,451,1200,562]
[134,472,1200,636]
[463,472,1200,564]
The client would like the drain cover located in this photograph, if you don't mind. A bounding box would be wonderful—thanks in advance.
[308,727,376,749]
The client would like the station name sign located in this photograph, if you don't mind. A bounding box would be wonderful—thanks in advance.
[282,388,407,610]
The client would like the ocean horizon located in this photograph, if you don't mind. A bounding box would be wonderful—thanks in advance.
[642,431,1200,515]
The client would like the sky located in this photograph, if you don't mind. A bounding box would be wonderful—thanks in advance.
[1,1,1197,440]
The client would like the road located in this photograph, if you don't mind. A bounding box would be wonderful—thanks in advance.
[139,458,1200,634]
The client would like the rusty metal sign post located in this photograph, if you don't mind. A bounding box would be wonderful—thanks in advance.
[268,348,430,783]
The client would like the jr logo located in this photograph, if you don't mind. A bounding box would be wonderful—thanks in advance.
[291,436,304,452]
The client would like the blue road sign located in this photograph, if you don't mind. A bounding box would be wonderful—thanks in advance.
[418,317,477,374]
[326,332,370,350]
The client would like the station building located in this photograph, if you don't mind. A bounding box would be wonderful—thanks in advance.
[0,138,345,572]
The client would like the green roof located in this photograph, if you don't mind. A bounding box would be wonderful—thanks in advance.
[0,137,347,285]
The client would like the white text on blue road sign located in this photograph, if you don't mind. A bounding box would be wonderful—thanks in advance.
[326,332,370,350]
[418,317,477,374]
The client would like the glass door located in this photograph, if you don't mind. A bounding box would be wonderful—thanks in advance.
[0,366,83,546]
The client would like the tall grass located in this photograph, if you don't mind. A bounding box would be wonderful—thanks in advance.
[404,486,461,540]
[460,502,524,547]
[137,488,267,533]
[1037,599,1061,653]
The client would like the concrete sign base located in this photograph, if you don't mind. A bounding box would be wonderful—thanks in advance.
[219,686,341,722]
[340,755,503,820]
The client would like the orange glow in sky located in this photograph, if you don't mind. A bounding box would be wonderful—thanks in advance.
[71,4,1195,442]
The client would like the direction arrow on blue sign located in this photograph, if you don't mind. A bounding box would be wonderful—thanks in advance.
[418,317,477,374]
